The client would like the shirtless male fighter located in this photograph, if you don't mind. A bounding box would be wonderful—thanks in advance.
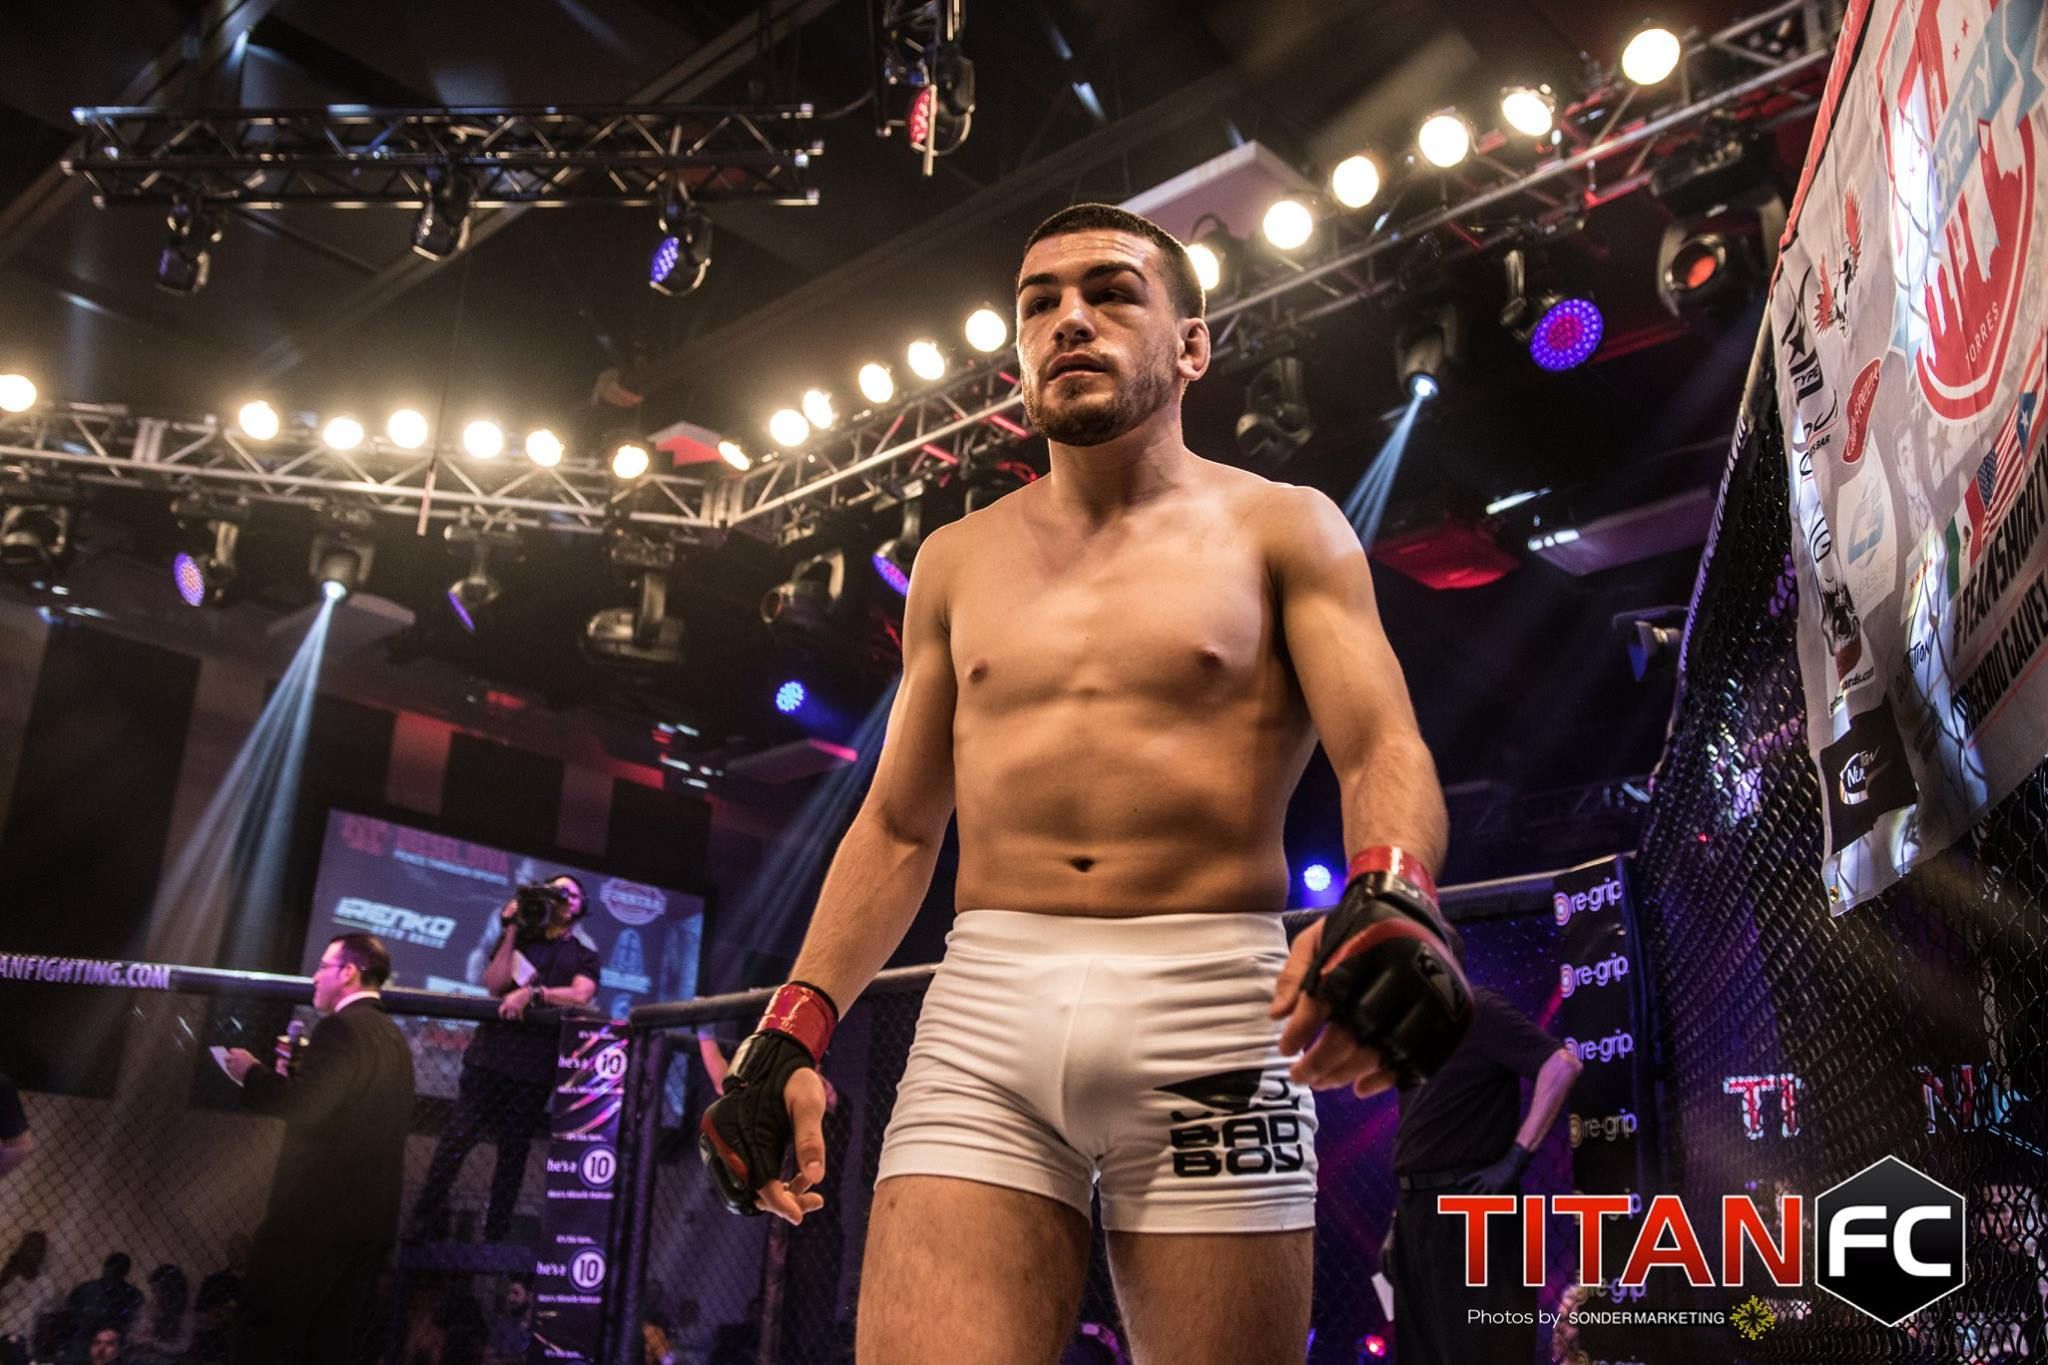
[698,203,1471,1364]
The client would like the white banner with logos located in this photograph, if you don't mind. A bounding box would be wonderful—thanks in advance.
[1771,0,2048,909]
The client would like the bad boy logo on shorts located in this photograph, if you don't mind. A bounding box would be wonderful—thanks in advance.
[1158,1068,1308,1179]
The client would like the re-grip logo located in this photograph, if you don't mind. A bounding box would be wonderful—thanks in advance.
[1560,952,1630,997]
[1565,1030,1636,1064]
[1554,874,1625,925]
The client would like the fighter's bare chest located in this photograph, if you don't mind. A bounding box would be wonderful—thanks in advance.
[946,524,1279,707]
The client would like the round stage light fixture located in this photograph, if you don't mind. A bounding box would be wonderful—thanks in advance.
[1623,26,1682,85]
[1261,196,1315,251]
[1329,154,1382,209]
[611,442,651,480]
[774,680,807,714]
[237,400,280,441]
[768,408,812,449]
[964,306,1008,354]
[387,408,429,450]
[322,416,365,450]
[1526,297,1605,372]
[1418,111,1474,168]
[1410,372,1441,401]
[1302,863,1333,895]
[717,439,752,471]
[524,428,564,466]
[801,388,837,431]
[0,375,39,413]
[858,363,896,405]
[461,419,504,459]
[906,339,947,383]
[1501,86,1557,138]
[1186,241,1222,293]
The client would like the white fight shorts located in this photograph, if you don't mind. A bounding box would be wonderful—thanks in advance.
[875,908,1318,1233]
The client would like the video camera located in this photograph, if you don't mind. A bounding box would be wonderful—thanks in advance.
[512,881,571,937]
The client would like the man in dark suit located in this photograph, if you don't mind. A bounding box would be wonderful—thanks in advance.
[221,932,415,1364]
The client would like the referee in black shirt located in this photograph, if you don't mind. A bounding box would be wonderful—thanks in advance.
[1383,983,1582,1364]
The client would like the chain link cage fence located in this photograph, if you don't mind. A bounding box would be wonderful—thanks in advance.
[1626,350,2047,1363]
[1,980,576,1365]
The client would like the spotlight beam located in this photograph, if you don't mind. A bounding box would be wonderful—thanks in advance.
[1341,392,1426,551]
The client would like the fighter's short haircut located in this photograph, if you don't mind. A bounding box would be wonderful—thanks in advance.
[1023,203,1206,321]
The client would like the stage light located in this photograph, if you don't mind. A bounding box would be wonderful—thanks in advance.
[236,400,279,442]
[387,408,429,450]
[0,501,76,587]
[322,416,365,451]
[801,388,837,431]
[585,564,684,667]
[443,527,505,634]
[1501,85,1557,138]
[611,442,651,479]
[1235,356,1315,467]
[768,408,811,449]
[906,339,947,382]
[1302,863,1333,894]
[172,511,242,608]
[1186,241,1222,293]
[651,180,713,297]
[1623,26,1682,85]
[461,420,504,459]
[858,363,896,405]
[156,197,221,296]
[761,550,847,638]
[1418,111,1473,168]
[1329,154,1383,210]
[1364,1335,1388,1358]
[411,162,474,259]
[872,501,923,596]
[524,428,564,466]
[774,680,807,714]
[1396,301,1460,402]
[0,375,38,413]
[308,517,374,602]
[964,306,1008,353]
[1526,296,1604,371]
[1261,196,1315,251]
[717,439,752,471]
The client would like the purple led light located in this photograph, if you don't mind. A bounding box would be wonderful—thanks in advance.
[650,235,681,286]
[872,552,910,596]
[1302,863,1334,894]
[1528,297,1604,372]
[173,553,207,607]
[774,680,806,714]
[446,584,477,634]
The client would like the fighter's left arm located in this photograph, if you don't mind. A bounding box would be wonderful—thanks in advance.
[1265,483,1446,866]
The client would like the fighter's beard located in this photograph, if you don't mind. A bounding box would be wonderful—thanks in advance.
[1023,355,1178,446]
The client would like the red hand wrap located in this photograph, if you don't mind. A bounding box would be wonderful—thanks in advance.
[758,981,838,1063]
[1346,845,1439,907]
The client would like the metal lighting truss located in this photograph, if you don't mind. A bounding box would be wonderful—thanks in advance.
[715,0,1836,542]
[64,104,820,207]
[0,404,724,539]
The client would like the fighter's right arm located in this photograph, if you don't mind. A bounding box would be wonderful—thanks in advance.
[785,523,960,1010]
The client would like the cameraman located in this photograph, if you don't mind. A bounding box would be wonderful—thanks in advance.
[411,875,599,1244]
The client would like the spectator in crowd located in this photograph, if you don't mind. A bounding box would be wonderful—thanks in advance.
[59,1256,140,1353]
[481,1277,531,1365]
[0,1233,51,1346]
[186,1237,248,1365]
[124,1267,188,1364]
[84,1328,121,1365]
[641,1313,677,1365]
[0,1072,32,1183]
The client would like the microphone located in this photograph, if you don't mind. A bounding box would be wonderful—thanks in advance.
[276,1019,305,1078]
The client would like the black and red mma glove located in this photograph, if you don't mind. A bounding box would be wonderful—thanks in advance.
[1306,847,1472,1084]
[697,980,837,1215]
